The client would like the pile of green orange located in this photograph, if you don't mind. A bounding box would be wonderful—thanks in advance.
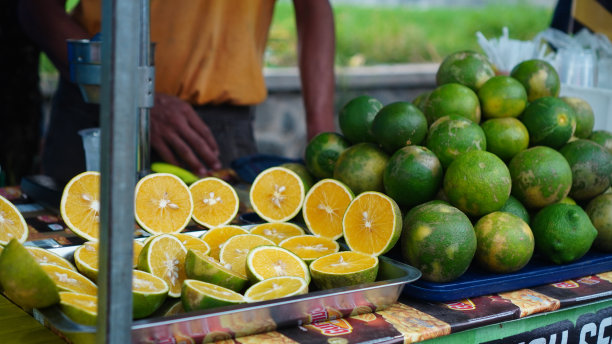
[301,50,612,283]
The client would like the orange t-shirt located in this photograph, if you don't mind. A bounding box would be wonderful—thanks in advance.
[72,0,276,105]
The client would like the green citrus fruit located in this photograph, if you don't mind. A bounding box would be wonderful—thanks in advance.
[510,59,561,102]
[333,142,389,194]
[281,162,315,193]
[426,114,486,168]
[558,196,577,205]
[478,75,528,118]
[309,251,378,290]
[424,83,481,125]
[401,201,476,282]
[184,249,248,292]
[181,279,245,311]
[412,90,431,113]
[0,239,60,310]
[473,211,534,273]
[304,132,351,179]
[243,276,308,302]
[443,150,511,217]
[561,97,595,139]
[531,203,597,264]
[59,292,97,326]
[508,146,573,209]
[559,139,612,201]
[132,270,170,319]
[436,50,495,91]
[498,195,530,223]
[589,130,612,153]
[338,95,383,144]
[585,193,612,252]
[371,101,428,153]
[521,96,576,149]
[383,145,443,208]
[481,117,529,162]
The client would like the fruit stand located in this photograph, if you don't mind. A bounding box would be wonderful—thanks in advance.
[2,1,612,344]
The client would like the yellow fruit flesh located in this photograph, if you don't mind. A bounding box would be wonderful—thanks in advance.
[200,225,249,260]
[190,177,239,228]
[0,196,28,245]
[244,276,308,302]
[134,173,193,235]
[42,264,98,296]
[173,233,210,256]
[303,179,353,240]
[250,222,305,244]
[343,192,399,256]
[60,172,101,241]
[310,251,378,274]
[219,234,275,277]
[279,235,339,261]
[247,246,310,282]
[141,234,188,297]
[26,246,76,271]
[60,292,97,314]
[133,270,168,293]
[249,167,305,222]
[185,280,244,301]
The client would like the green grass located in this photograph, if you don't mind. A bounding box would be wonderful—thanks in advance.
[42,2,554,73]
[266,1,554,67]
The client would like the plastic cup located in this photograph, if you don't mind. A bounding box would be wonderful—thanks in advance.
[78,128,101,171]
[557,48,598,88]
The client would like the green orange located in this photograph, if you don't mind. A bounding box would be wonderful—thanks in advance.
[559,139,612,201]
[304,132,351,179]
[561,97,595,138]
[281,162,315,192]
[371,101,428,153]
[333,142,389,194]
[510,59,561,102]
[383,145,443,208]
[498,195,530,224]
[508,146,572,209]
[478,75,528,118]
[585,193,612,252]
[481,117,529,162]
[589,130,612,153]
[338,95,383,144]
[443,150,511,217]
[521,96,576,149]
[424,83,481,125]
[436,50,495,91]
[531,203,597,264]
[426,115,486,168]
[473,211,534,273]
[412,90,431,113]
[401,201,476,282]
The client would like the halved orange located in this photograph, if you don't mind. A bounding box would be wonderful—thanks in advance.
[26,246,76,271]
[279,234,340,264]
[137,234,188,298]
[245,245,310,284]
[189,177,239,228]
[73,240,147,282]
[59,292,98,326]
[134,173,193,235]
[342,191,402,256]
[218,234,275,278]
[249,222,305,244]
[249,167,305,222]
[172,233,210,256]
[41,264,98,296]
[302,178,354,240]
[199,225,249,261]
[0,195,28,245]
[309,251,379,290]
[59,171,100,241]
[244,276,308,302]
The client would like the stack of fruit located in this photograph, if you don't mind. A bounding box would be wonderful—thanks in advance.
[301,50,612,284]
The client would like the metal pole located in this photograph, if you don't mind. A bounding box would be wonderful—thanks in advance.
[97,0,139,342]
[138,0,153,178]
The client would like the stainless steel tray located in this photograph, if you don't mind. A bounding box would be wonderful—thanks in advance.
[34,234,421,343]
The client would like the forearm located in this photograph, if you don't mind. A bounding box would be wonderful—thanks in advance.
[18,0,89,79]
[293,0,336,139]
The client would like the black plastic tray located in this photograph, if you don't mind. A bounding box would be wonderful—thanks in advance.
[401,250,612,302]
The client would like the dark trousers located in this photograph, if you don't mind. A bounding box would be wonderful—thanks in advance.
[41,79,257,185]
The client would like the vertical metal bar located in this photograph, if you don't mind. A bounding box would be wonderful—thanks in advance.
[138,0,152,178]
[97,0,139,343]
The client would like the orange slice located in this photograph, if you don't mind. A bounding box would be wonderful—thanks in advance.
[309,251,379,290]
[137,234,188,298]
[302,179,354,240]
[245,245,310,284]
[59,292,98,326]
[172,233,210,256]
[279,235,340,264]
[0,195,28,245]
[249,222,305,244]
[59,171,100,241]
[134,173,193,235]
[218,234,275,278]
[41,264,98,296]
[342,191,402,256]
[244,276,308,302]
[189,177,239,228]
[26,246,76,271]
[73,240,148,282]
[249,167,305,222]
[199,225,249,260]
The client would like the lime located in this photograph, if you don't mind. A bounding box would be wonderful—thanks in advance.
[510,59,561,101]
[589,130,612,153]
[559,139,612,201]
[338,95,383,144]
[304,132,351,179]
[424,83,481,125]
[425,114,486,169]
[481,117,529,162]
[333,142,389,194]
[478,75,528,119]
[436,50,495,91]
[498,195,530,224]
[585,193,612,252]
[371,101,428,153]
[521,96,576,149]
[561,97,595,138]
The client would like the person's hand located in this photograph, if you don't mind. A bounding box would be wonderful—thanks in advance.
[149,93,221,176]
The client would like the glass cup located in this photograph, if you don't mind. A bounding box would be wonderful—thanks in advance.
[78,128,101,171]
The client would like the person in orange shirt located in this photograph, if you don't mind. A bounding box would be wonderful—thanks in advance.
[18,0,336,185]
